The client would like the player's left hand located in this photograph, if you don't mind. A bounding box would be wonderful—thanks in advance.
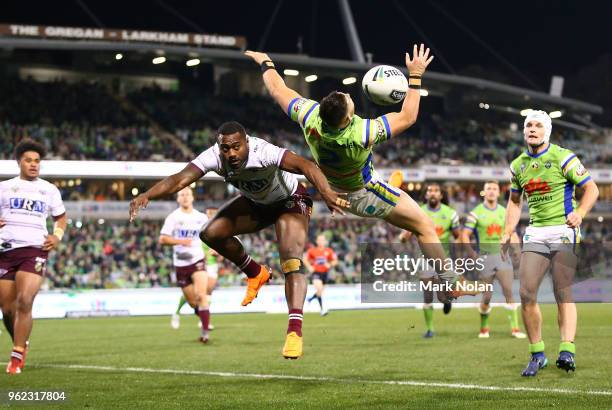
[129,194,149,222]
[321,191,350,217]
[42,234,60,251]
[406,43,434,77]
[566,211,582,228]
[245,50,272,65]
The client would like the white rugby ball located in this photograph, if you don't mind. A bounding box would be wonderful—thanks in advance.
[362,65,408,105]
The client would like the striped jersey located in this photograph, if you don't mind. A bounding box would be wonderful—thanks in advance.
[510,144,591,227]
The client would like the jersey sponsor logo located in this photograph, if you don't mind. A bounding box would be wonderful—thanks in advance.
[9,198,47,213]
[486,224,502,237]
[176,229,199,238]
[435,225,444,237]
[575,164,586,176]
[545,161,552,169]
[524,178,551,196]
[236,178,270,193]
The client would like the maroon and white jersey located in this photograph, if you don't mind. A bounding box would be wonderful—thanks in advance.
[0,177,65,250]
[160,208,208,267]
[191,136,298,205]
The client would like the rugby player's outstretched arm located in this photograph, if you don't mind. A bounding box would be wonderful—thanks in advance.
[385,44,434,137]
[129,164,204,222]
[279,151,350,215]
[245,50,301,113]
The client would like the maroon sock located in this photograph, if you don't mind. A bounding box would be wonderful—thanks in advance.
[197,308,210,333]
[238,254,262,278]
[287,309,303,337]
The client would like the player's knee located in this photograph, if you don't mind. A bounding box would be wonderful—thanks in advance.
[200,223,226,245]
[281,258,305,276]
[519,286,537,304]
[14,293,34,312]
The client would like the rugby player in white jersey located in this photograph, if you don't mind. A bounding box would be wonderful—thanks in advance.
[130,121,348,358]
[160,187,211,342]
[0,139,67,374]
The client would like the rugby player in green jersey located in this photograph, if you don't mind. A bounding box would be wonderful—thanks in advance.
[502,111,599,376]
[246,45,462,289]
[461,181,526,339]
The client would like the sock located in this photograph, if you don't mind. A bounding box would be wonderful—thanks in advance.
[307,294,317,302]
[529,340,545,358]
[176,295,187,314]
[197,307,210,337]
[505,303,520,331]
[316,296,323,309]
[479,304,491,330]
[423,304,434,332]
[238,254,262,278]
[287,309,303,337]
[11,346,25,363]
[2,314,14,341]
[559,341,576,355]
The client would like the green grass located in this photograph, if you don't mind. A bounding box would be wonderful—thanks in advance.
[1,304,611,409]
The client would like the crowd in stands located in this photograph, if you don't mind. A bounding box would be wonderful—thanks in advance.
[44,217,611,290]
[1,76,610,166]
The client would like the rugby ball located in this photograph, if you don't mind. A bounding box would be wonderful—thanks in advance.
[362,65,408,106]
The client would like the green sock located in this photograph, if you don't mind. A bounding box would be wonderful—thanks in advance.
[529,340,545,354]
[176,295,187,314]
[559,341,576,354]
[507,305,519,330]
[480,312,490,329]
[423,306,434,332]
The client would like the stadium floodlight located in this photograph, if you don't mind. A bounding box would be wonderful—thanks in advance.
[115,53,123,61]
[420,89,429,97]
[283,69,299,76]
[131,187,139,196]
[520,108,533,116]
[305,75,318,83]
[152,56,166,65]
[186,58,200,67]
[342,77,357,85]
[549,110,562,119]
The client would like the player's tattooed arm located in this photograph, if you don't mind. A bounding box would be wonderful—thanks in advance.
[279,151,350,216]
[129,164,204,222]
[501,190,522,259]
[385,44,434,138]
[244,50,302,113]
[567,179,599,228]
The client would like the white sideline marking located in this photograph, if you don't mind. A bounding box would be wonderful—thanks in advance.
[34,364,612,397]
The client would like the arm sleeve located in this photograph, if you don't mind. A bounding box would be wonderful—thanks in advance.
[49,185,66,217]
[190,146,220,174]
[464,211,478,231]
[287,98,319,129]
[160,215,174,237]
[560,151,592,187]
[360,116,392,148]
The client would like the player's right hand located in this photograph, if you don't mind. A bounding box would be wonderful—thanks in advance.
[321,191,350,217]
[405,44,434,77]
[181,239,193,247]
[500,233,512,261]
[129,195,149,222]
[244,50,272,65]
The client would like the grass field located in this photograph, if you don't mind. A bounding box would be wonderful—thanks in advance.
[1,304,611,408]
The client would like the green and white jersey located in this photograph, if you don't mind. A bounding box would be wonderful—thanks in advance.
[288,98,391,191]
[421,203,460,244]
[510,143,591,227]
[464,203,505,254]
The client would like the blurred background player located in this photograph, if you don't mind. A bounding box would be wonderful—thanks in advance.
[171,207,221,332]
[160,187,211,343]
[304,234,337,316]
[246,45,467,292]
[0,139,67,374]
[130,121,348,359]
[461,181,526,339]
[502,111,599,376]
[415,183,461,338]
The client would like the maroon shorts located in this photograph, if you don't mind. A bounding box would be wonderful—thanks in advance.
[248,184,313,228]
[0,247,49,281]
[175,259,206,288]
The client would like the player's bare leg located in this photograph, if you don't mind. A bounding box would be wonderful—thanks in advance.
[421,278,435,338]
[519,252,550,376]
[191,271,210,343]
[200,196,270,306]
[276,212,308,359]
[551,250,578,372]
[8,271,43,374]
[495,269,525,338]
[0,280,16,342]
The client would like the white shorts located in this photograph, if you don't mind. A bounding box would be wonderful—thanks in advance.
[478,254,513,278]
[338,179,400,219]
[523,225,581,255]
[207,264,219,279]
